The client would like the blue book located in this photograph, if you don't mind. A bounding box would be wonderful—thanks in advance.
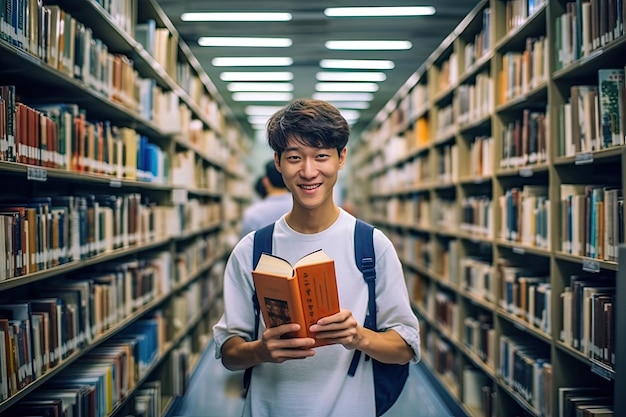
[135,19,156,56]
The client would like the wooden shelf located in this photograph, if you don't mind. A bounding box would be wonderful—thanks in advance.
[352,1,624,415]
[0,0,250,414]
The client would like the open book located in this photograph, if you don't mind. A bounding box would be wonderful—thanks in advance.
[252,249,340,347]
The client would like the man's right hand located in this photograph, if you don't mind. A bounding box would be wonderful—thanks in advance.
[221,324,316,371]
[258,323,316,363]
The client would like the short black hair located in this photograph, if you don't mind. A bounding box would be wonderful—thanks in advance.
[266,98,350,157]
[265,160,286,189]
[254,176,267,198]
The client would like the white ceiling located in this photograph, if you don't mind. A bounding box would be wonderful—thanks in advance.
[154,0,480,139]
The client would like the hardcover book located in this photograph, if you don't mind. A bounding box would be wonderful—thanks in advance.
[252,249,340,347]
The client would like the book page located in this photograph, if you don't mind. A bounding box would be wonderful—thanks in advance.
[255,253,294,277]
[294,249,331,268]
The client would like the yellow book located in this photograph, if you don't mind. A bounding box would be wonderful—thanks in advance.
[121,128,138,180]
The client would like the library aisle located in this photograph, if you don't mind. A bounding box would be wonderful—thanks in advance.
[168,341,459,417]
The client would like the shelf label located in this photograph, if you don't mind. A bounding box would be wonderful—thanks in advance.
[512,247,526,255]
[27,166,47,182]
[172,188,188,204]
[582,259,600,273]
[579,49,603,65]
[575,152,593,165]
[109,179,122,188]
[518,168,533,177]
[509,94,527,105]
[590,362,613,381]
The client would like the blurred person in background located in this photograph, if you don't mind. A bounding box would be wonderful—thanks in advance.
[239,160,292,238]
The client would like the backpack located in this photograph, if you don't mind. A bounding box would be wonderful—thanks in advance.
[243,219,409,416]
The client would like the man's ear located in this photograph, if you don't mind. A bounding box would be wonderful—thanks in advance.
[338,147,347,170]
[274,152,281,172]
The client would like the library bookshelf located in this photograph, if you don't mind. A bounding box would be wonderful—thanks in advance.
[0,0,251,416]
[350,1,625,416]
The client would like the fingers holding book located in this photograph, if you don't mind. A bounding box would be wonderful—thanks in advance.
[309,309,361,348]
[258,323,316,363]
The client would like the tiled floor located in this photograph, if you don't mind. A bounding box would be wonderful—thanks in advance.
[168,341,460,417]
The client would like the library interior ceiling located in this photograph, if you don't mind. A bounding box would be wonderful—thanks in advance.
[155,0,477,140]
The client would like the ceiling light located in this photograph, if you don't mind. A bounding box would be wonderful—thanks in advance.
[221,72,294,81]
[313,92,374,101]
[316,72,386,82]
[248,115,271,125]
[227,83,294,92]
[315,82,379,92]
[212,57,293,66]
[329,101,370,109]
[181,12,292,22]
[232,92,293,101]
[199,37,292,47]
[245,105,283,116]
[324,7,436,17]
[252,125,269,134]
[320,59,394,70]
[339,109,360,120]
[326,40,412,50]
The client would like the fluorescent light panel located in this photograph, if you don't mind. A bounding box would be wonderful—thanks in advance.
[330,101,370,109]
[245,105,283,116]
[339,109,360,120]
[212,57,293,66]
[316,82,379,92]
[221,72,293,81]
[326,40,412,50]
[181,12,292,21]
[199,37,292,47]
[227,82,294,92]
[248,115,271,125]
[232,92,293,101]
[316,71,386,82]
[320,59,394,70]
[324,7,436,17]
[313,92,374,101]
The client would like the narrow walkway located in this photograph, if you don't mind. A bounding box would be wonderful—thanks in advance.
[168,341,461,417]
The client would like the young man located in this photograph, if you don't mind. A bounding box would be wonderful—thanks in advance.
[240,160,292,238]
[213,99,420,417]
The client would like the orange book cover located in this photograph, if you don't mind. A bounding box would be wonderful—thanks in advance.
[252,249,340,347]
[414,116,430,148]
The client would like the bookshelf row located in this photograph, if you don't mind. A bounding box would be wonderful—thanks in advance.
[350,1,625,417]
[0,0,251,416]
[0,203,231,415]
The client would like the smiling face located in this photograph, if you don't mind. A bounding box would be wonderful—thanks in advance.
[275,137,346,216]
[266,99,350,231]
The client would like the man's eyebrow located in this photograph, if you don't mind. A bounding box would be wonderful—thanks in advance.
[284,146,300,152]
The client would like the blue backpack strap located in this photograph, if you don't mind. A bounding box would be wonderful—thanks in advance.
[348,219,409,416]
[251,222,275,337]
[253,222,275,269]
[347,218,376,376]
[243,222,275,395]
